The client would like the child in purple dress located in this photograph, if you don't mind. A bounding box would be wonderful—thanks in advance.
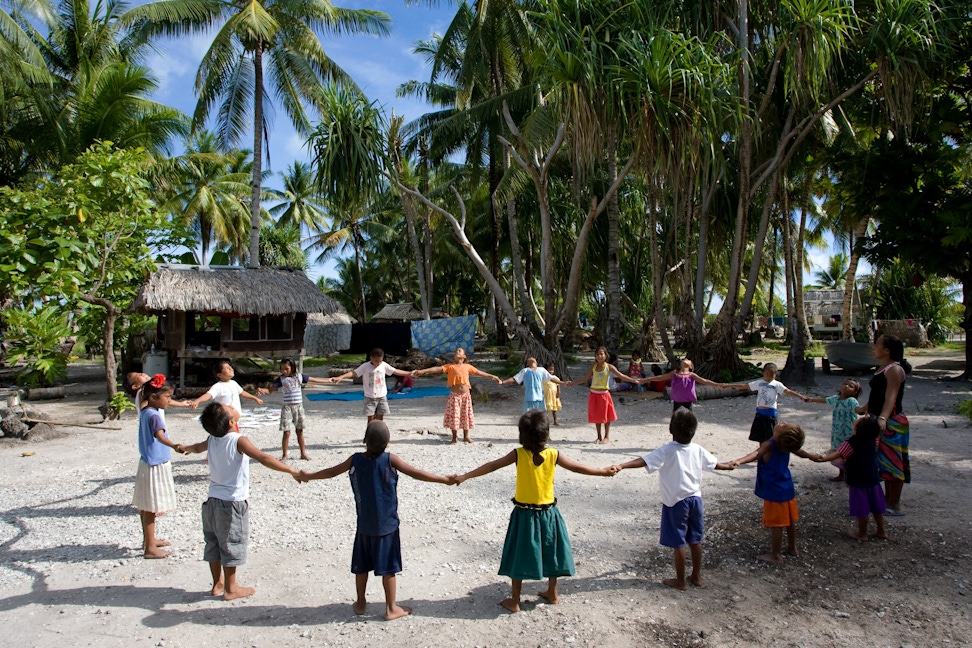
[642,359,727,412]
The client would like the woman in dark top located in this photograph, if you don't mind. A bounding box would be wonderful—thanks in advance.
[857,334,909,515]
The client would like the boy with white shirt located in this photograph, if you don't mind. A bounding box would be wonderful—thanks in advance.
[329,348,412,427]
[612,408,734,590]
[190,360,264,415]
[725,363,810,444]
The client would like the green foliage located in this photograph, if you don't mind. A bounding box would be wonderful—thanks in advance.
[958,399,972,422]
[870,262,961,344]
[3,305,73,387]
[109,391,136,417]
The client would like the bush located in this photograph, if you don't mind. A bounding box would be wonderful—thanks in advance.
[959,399,972,423]
[4,305,73,387]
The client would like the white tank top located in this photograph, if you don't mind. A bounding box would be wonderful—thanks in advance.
[207,432,249,501]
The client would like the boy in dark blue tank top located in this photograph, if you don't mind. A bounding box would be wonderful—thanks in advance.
[297,422,455,620]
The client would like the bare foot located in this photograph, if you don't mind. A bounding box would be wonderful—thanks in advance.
[500,598,520,613]
[300,454,311,461]
[553,422,560,426]
[223,586,255,601]
[449,438,458,444]
[689,575,704,588]
[537,589,559,604]
[594,438,605,444]
[662,578,687,591]
[143,548,171,559]
[828,474,845,482]
[155,539,171,547]
[786,548,799,558]
[281,454,289,460]
[353,600,366,615]
[385,605,411,620]
[211,583,225,597]
[757,553,784,564]
[872,532,889,540]
[463,437,474,443]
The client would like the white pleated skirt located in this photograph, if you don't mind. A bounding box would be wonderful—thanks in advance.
[132,460,177,513]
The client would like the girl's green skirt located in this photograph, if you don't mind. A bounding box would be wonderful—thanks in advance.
[498,504,575,581]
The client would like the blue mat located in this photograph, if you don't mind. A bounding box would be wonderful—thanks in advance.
[306,385,451,402]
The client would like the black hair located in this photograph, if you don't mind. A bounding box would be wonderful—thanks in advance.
[670,407,698,444]
[140,378,173,404]
[280,358,296,372]
[878,334,905,363]
[369,347,384,359]
[200,402,232,437]
[518,410,550,466]
[213,359,232,376]
[123,372,141,397]
[775,422,806,453]
[764,362,778,373]
[855,416,881,442]
[364,420,390,457]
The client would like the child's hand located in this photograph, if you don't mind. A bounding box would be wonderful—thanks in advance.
[189,400,199,409]
[410,370,419,378]
[294,470,310,483]
[450,474,466,486]
[605,465,620,476]
[445,474,459,485]
[256,387,269,395]
[494,376,502,383]
[173,443,186,455]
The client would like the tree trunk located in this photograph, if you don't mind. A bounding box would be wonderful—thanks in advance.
[841,218,869,340]
[738,167,781,326]
[248,40,264,268]
[353,234,367,321]
[767,228,778,330]
[503,194,542,333]
[604,124,621,351]
[781,191,814,385]
[401,193,430,318]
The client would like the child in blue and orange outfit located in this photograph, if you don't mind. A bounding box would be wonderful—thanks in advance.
[412,347,501,444]
[567,346,640,444]
[730,422,815,564]
[132,375,187,559]
[543,362,562,425]
[297,421,454,620]
[725,363,810,444]
[812,416,888,541]
[500,356,567,414]
[453,411,618,612]
[806,378,862,481]
[642,358,727,412]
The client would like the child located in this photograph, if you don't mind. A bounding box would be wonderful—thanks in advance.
[391,374,414,394]
[181,403,302,600]
[614,350,644,392]
[612,408,734,590]
[812,416,888,541]
[412,347,502,443]
[725,363,810,444]
[730,422,815,564]
[132,375,186,559]
[297,421,454,620]
[124,371,191,411]
[256,358,329,461]
[500,357,566,413]
[452,411,618,612]
[329,348,412,427]
[642,358,727,412]
[805,378,862,481]
[190,360,264,414]
[567,346,640,444]
[543,362,562,425]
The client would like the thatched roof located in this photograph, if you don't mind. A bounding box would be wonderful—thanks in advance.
[371,302,424,321]
[134,265,340,316]
[309,311,356,326]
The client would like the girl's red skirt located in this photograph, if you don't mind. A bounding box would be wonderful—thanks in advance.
[587,391,618,424]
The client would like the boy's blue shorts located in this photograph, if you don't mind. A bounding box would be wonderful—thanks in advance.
[659,496,704,548]
[351,529,402,576]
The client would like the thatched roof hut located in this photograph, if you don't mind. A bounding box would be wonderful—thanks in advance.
[370,302,449,322]
[134,265,339,316]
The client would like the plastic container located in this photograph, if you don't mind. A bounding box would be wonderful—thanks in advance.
[143,351,169,378]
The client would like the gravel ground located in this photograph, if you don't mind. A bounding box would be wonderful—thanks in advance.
[1,351,970,647]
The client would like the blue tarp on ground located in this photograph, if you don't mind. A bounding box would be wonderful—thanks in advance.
[410,315,477,358]
[306,385,451,402]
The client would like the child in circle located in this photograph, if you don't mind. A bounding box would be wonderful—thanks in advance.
[812,416,888,541]
[256,358,330,460]
[412,347,501,443]
[543,362,562,426]
[190,360,264,415]
[500,356,566,413]
[642,358,728,412]
[612,408,734,590]
[567,346,640,444]
[329,348,412,428]
[297,421,454,620]
[730,422,815,564]
[805,378,862,481]
[725,363,810,444]
[132,376,186,559]
[180,403,301,600]
[452,411,618,612]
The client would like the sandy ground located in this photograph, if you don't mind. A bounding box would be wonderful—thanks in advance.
[0,350,970,648]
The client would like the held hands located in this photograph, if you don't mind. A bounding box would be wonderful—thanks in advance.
[256,387,270,395]
[604,465,621,476]
[293,470,311,483]
[189,400,199,409]
[448,474,467,486]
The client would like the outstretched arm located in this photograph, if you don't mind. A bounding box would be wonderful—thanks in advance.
[566,366,595,387]
[328,370,354,383]
[792,448,816,460]
[723,382,752,391]
[784,388,810,403]
[299,456,353,482]
[190,392,214,409]
[690,373,727,389]
[470,366,502,383]
[390,454,453,484]
[557,453,619,476]
[730,440,772,468]
[306,376,330,384]
[237,436,299,476]
[613,457,648,471]
[813,448,842,463]
[241,390,263,405]
[607,364,639,384]
[805,396,828,404]
[181,439,209,455]
[413,366,445,378]
[454,450,517,484]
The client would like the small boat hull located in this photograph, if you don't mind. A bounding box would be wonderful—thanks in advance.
[823,341,879,373]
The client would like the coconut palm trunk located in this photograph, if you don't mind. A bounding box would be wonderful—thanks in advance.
[841,217,869,340]
[249,42,264,268]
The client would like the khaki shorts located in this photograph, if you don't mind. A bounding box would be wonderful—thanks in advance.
[363,396,390,416]
[279,403,305,432]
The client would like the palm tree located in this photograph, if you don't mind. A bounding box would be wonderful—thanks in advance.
[259,222,306,268]
[265,161,328,235]
[126,0,390,267]
[811,253,849,290]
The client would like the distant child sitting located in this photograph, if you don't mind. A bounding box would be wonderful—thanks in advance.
[566,346,640,444]
[329,348,412,428]
[812,416,888,541]
[500,357,566,413]
[452,411,618,612]
[614,350,644,392]
[612,408,734,590]
[190,360,264,415]
[181,403,301,600]
[125,371,191,411]
[412,347,502,443]
[132,376,187,559]
[730,422,815,564]
[297,421,454,620]
[391,374,413,394]
[543,362,562,426]
[725,363,810,444]
[805,378,862,481]
[642,358,727,412]
[256,358,330,461]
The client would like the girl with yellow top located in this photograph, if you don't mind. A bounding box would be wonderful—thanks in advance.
[567,346,641,444]
[453,411,618,612]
